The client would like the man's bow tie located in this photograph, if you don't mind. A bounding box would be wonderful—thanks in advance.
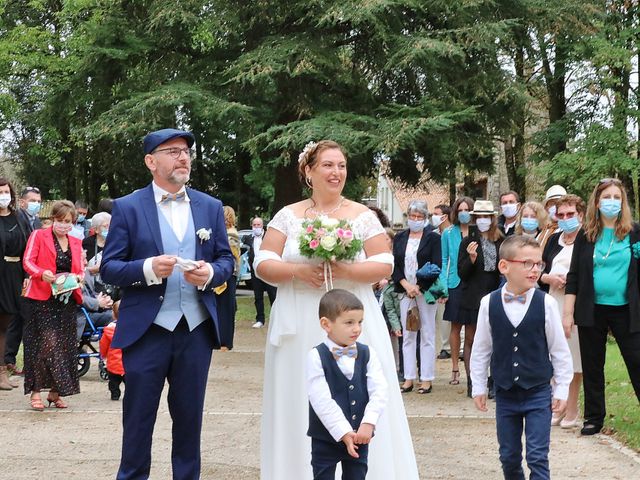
[160,191,186,204]
[503,292,526,304]
[331,345,357,361]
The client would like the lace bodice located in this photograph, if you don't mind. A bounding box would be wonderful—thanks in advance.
[267,207,385,263]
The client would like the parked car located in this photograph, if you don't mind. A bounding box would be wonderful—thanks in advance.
[237,229,253,288]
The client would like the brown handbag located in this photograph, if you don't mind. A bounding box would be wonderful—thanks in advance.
[405,299,420,332]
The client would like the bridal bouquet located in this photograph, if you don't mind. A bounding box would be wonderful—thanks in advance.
[299,216,363,261]
[298,216,363,289]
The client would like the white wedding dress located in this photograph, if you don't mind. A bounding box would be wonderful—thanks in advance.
[256,207,420,480]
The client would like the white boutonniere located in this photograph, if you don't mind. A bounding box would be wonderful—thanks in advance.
[197,228,212,244]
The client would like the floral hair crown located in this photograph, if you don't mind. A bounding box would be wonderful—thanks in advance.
[298,141,317,164]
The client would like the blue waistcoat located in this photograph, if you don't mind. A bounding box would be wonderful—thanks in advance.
[489,289,553,391]
[153,207,209,331]
[307,342,370,443]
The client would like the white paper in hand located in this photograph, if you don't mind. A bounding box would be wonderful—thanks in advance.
[174,257,200,271]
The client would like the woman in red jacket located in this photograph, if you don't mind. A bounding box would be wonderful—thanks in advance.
[22,200,84,411]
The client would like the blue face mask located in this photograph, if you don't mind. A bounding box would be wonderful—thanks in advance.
[558,217,580,233]
[100,229,108,238]
[26,202,41,216]
[599,198,622,219]
[77,214,86,223]
[458,211,471,224]
[520,218,539,232]
[407,219,425,233]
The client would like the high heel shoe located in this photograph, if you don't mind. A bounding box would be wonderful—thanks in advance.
[449,370,460,385]
[30,397,45,412]
[560,416,579,429]
[47,393,68,409]
[417,382,433,394]
[551,412,565,426]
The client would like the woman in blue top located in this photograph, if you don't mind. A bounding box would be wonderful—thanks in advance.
[564,178,640,436]
[439,196,474,386]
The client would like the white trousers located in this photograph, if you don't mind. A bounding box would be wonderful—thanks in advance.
[399,295,437,381]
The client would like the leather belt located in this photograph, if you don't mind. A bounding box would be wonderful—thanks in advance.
[3,256,20,262]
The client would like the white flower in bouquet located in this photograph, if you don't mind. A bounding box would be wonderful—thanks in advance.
[320,235,338,251]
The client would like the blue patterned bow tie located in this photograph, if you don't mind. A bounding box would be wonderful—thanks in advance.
[160,191,186,204]
[504,292,526,304]
[331,345,357,361]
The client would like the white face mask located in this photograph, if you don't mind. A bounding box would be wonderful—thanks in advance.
[476,218,492,232]
[0,193,11,208]
[431,214,445,228]
[547,205,557,221]
[501,203,519,219]
[252,227,264,237]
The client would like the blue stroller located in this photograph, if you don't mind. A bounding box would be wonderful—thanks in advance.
[77,306,108,380]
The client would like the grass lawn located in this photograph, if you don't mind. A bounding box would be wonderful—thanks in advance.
[602,337,640,451]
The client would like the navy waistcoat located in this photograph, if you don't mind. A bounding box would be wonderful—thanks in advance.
[308,342,370,443]
[489,289,553,391]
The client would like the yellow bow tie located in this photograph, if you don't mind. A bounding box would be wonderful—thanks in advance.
[160,191,186,204]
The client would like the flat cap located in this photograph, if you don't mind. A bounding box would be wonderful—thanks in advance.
[143,128,195,154]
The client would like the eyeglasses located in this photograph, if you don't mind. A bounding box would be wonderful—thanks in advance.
[152,147,193,159]
[505,259,546,271]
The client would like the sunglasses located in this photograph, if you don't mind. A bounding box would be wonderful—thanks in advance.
[21,186,40,195]
[599,178,622,186]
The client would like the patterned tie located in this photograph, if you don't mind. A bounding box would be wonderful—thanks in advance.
[331,345,358,361]
[160,191,186,204]
[503,292,527,304]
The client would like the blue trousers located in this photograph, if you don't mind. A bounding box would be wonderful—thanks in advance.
[117,319,214,480]
[311,437,368,480]
[495,384,552,480]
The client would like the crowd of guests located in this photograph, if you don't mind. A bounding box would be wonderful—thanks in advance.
[0,180,120,407]
[381,181,640,437]
[2,175,639,442]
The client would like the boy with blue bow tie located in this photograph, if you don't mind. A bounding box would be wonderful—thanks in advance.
[306,289,388,480]
[471,235,573,480]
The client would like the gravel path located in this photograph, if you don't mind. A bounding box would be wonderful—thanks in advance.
[1,320,639,479]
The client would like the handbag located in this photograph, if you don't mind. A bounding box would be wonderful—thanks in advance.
[405,299,420,332]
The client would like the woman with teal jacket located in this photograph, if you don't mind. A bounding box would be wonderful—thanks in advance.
[439,196,474,386]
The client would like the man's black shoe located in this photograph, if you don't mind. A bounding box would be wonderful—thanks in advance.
[437,350,451,359]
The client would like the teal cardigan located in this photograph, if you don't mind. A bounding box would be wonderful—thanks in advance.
[440,225,463,290]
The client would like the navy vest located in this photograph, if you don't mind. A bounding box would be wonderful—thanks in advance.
[489,289,553,391]
[308,342,370,442]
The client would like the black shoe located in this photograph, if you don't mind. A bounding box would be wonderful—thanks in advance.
[580,423,602,436]
[437,350,451,359]
[400,383,414,393]
[110,391,121,401]
[466,377,472,398]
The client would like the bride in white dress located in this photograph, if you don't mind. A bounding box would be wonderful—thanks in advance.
[255,141,420,479]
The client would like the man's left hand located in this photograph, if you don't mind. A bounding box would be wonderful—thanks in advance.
[183,261,210,288]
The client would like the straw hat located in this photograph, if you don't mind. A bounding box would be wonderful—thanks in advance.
[470,200,498,215]
[545,185,566,201]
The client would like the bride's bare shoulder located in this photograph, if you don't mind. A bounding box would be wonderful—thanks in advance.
[283,200,311,218]
[343,200,371,216]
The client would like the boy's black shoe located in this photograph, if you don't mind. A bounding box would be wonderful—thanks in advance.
[437,350,451,359]
[111,391,121,401]
[580,423,602,436]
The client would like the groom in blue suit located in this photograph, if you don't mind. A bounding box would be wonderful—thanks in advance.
[100,128,235,480]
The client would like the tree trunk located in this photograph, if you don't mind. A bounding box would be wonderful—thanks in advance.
[272,156,303,213]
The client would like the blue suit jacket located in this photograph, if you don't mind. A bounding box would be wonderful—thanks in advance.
[100,184,235,350]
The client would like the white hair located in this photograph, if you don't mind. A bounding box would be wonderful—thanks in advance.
[91,212,111,229]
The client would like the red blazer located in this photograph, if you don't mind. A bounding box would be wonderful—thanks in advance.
[99,321,124,376]
[23,227,84,304]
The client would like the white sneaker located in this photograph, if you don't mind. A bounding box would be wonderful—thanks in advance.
[252,321,265,329]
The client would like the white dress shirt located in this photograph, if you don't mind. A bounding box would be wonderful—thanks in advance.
[470,285,573,400]
[306,337,388,442]
[253,234,262,253]
[142,182,213,289]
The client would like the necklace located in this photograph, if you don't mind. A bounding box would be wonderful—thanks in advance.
[308,196,345,216]
[593,233,615,266]
[561,233,576,245]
